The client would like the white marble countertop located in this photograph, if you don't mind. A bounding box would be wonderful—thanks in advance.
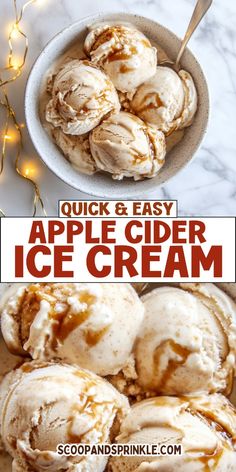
[0,0,235,216]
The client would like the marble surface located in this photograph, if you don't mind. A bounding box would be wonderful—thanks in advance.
[0,0,235,216]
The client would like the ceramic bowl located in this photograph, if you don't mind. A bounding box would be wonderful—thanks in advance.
[25,12,209,197]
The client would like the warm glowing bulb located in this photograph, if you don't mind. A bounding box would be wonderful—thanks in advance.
[11,24,19,39]
[23,163,36,177]
[4,134,12,141]
[11,57,21,71]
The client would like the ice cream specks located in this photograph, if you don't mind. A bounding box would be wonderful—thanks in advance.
[0,283,144,376]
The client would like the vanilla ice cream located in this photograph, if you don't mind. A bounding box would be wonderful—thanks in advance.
[0,361,129,472]
[109,394,236,471]
[84,23,157,93]
[51,128,97,175]
[45,59,120,135]
[0,283,144,376]
[135,284,236,396]
[89,111,166,180]
[131,66,198,134]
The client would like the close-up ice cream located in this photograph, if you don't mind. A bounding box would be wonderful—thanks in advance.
[1,282,236,471]
[131,66,198,134]
[84,23,157,93]
[89,111,166,180]
[0,283,144,376]
[45,59,120,135]
[51,128,97,175]
[135,284,236,396]
[108,394,236,471]
[0,361,129,472]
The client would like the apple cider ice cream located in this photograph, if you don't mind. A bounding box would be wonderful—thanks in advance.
[135,284,236,396]
[45,59,120,135]
[108,394,236,472]
[0,283,144,376]
[0,361,129,472]
[89,111,166,180]
[84,23,157,93]
[131,66,198,134]
[42,20,199,181]
[51,128,97,175]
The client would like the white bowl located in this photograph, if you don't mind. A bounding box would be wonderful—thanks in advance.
[25,12,209,198]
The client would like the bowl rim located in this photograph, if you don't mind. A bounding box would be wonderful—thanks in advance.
[24,11,210,198]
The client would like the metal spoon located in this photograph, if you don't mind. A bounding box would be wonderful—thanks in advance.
[161,0,213,71]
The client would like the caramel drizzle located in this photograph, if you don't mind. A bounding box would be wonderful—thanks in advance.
[153,339,191,392]
[17,284,108,352]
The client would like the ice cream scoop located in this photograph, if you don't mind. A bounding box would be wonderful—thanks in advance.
[45,59,120,135]
[135,284,236,396]
[0,361,129,472]
[51,128,97,175]
[89,111,166,180]
[108,394,236,471]
[131,66,198,134]
[0,283,144,376]
[84,23,157,93]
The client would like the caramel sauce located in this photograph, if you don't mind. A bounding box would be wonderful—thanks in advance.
[119,64,134,74]
[17,284,100,351]
[192,409,235,444]
[141,39,151,48]
[18,285,45,344]
[92,26,130,51]
[198,447,224,472]
[51,292,96,348]
[7,436,17,450]
[152,397,183,407]
[51,308,90,344]
[136,92,164,114]
[108,47,137,63]
[21,361,50,373]
[21,363,36,373]
[67,396,113,444]
[153,339,191,392]
[85,327,109,347]
[132,151,148,165]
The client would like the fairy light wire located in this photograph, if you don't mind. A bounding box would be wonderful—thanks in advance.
[0,0,47,216]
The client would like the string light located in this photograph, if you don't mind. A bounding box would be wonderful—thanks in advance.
[10,24,20,40]
[0,0,47,216]
[23,162,37,177]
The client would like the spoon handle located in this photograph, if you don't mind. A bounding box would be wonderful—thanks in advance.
[176,0,213,68]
